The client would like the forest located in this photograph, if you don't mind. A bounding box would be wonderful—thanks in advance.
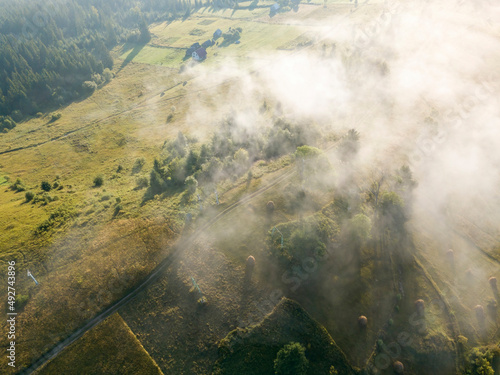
[0,0,200,122]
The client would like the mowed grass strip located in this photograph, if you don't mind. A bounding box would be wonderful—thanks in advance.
[35,313,163,375]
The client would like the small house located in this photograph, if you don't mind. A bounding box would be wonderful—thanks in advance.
[185,42,202,59]
[192,47,207,61]
[213,29,222,40]
[202,39,213,49]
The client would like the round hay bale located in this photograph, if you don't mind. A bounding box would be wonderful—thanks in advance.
[246,255,256,268]
[475,305,485,320]
[266,201,275,214]
[489,277,497,288]
[358,315,368,328]
[393,361,404,374]
[415,299,425,315]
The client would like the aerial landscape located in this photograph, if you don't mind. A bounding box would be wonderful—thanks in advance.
[0,0,499,374]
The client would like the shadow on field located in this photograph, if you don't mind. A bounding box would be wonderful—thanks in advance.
[117,43,148,73]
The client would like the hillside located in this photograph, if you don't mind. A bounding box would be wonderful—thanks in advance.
[1,0,499,374]
[213,297,356,375]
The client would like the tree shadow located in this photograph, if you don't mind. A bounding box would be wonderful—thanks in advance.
[117,43,147,74]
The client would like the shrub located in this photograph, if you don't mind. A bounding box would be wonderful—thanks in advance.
[10,178,26,192]
[133,157,146,173]
[274,342,309,375]
[25,191,35,202]
[466,348,495,375]
[35,206,76,234]
[41,181,52,192]
[15,294,29,309]
[0,115,17,132]
[115,197,121,204]
[116,165,124,173]
[91,73,103,85]
[32,193,58,205]
[93,175,104,187]
[114,204,123,216]
[103,68,113,83]
[166,113,174,123]
[295,145,322,159]
[136,176,149,189]
[50,113,62,122]
[82,80,97,94]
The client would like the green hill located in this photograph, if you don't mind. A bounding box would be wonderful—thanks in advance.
[213,297,357,375]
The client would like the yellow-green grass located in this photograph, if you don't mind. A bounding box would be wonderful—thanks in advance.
[0,60,196,372]
[120,45,186,68]
[0,217,177,373]
[410,213,500,347]
[0,61,192,259]
[195,4,271,20]
[0,63,302,373]
[144,16,310,68]
[35,313,163,375]
[119,242,270,374]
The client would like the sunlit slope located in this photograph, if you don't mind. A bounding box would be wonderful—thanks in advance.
[35,313,163,375]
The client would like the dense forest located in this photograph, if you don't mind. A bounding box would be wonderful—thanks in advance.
[0,0,202,125]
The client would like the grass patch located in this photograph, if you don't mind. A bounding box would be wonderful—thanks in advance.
[37,314,163,375]
[35,206,77,235]
[198,19,216,25]
[119,45,186,67]
[189,28,206,36]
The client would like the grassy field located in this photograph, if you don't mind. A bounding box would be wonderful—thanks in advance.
[213,298,356,375]
[36,313,163,375]
[120,13,311,70]
[0,60,190,372]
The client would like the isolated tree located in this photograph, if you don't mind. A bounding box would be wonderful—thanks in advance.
[93,175,104,187]
[274,342,309,375]
[186,149,200,175]
[41,181,52,192]
[185,175,198,194]
[139,17,151,43]
[149,169,165,194]
[25,191,35,202]
[234,148,249,167]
